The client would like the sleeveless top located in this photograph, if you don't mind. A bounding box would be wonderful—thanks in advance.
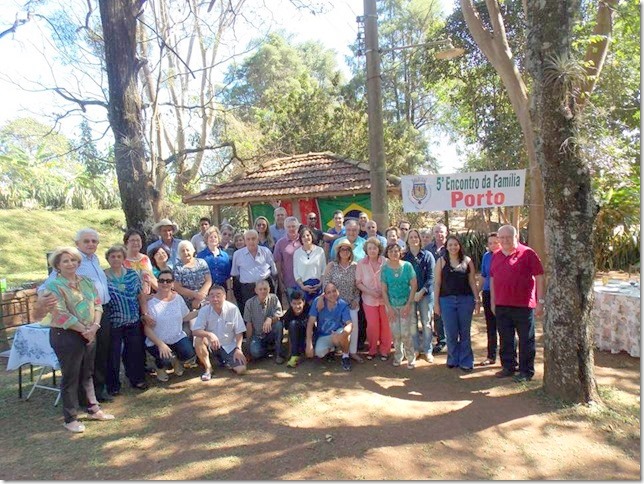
[439,256,473,297]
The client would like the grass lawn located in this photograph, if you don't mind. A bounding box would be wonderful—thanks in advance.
[0,209,126,289]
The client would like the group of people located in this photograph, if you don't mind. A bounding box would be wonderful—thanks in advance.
[35,206,545,433]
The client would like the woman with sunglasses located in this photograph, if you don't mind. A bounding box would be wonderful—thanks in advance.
[144,270,199,382]
[254,216,275,251]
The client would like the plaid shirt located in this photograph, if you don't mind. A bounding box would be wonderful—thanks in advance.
[243,294,283,334]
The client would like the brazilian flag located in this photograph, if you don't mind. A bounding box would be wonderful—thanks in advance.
[318,194,372,230]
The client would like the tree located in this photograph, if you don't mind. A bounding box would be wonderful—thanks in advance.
[525,0,601,403]
[98,0,154,231]
[458,0,618,264]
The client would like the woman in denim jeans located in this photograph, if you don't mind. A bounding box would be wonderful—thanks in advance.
[403,229,436,363]
[434,236,479,372]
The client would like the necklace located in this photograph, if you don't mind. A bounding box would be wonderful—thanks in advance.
[108,268,127,292]
[390,263,402,278]
[303,247,314,259]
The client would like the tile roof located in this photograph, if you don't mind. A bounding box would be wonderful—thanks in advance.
[183,152,401,205]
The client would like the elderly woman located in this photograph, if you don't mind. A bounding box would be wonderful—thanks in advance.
[104,245,150,394]
[254,216,275,250]
[321,238,362,362]
[356,236,390,360]
[434,235,479,372]
[403,228,436,363]
[381,243,417,369]
[123,228,155,293]
[45,247,114,433]
[173,240,212,336]
[173,241,212,308]
[293,226,326,303]
[150,246,171,279]
[144,270,198,382]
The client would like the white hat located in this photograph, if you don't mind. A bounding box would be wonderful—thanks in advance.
[152,218,179,235]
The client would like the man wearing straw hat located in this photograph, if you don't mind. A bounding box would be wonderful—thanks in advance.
[147,219,184,269]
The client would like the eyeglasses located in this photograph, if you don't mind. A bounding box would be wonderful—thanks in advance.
[339,247,351,252]
[308,216,317,220]
[158,279,174,284]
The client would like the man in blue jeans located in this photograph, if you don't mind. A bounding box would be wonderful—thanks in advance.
[244,280,285,364]
[490,225,545,382]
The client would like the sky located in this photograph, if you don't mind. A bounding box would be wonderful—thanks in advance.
[0,0,463,174]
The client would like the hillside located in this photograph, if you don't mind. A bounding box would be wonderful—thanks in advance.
[0,209,126,289]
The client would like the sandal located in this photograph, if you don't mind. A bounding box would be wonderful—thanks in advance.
[479,359,494,366]
[201,371,212,382]
[63,420,86,433]
[87,405,115,421]
[365,354,375,361]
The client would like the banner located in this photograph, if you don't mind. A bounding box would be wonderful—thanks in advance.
[249,201,293,224]
[317,194,372,230]
[401,169,526,213]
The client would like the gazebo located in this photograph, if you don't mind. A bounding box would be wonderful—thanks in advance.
[182,152,401,229]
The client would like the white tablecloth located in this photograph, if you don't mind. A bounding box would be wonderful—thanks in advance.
[592,281,640,357]
[6,323,60,371]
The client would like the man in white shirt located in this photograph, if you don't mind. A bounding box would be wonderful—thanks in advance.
[193,285,247,381]
[230,229,278,310]
[190,217,211,254]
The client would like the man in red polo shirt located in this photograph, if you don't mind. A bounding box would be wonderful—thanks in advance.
[490,225,545,382]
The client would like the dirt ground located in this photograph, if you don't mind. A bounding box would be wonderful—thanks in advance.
[0,310,639,481]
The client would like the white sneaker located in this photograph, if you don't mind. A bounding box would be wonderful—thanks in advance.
[172,357,185,376]
[156,367,169,382]
[426,353,434,363]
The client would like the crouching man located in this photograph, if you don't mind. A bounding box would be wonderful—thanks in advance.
[305,282,353,371]
[193,285,247,381]
[244,280,285,364]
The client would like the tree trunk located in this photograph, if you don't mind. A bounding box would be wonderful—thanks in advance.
[99,0,154,231]
[526,0,600,403]
[460,0,547,265]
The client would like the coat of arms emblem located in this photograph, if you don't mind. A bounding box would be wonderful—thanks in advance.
[410,178,430,205]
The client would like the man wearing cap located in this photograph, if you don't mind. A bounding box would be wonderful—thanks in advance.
[147,219,183,268]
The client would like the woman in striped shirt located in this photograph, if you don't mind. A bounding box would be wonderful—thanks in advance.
[104,245,151,395]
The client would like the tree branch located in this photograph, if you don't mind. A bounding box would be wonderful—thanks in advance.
[162,142,236,166]
[0,12,30,39]
[52,87,109,111]
[577,0,618,109]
